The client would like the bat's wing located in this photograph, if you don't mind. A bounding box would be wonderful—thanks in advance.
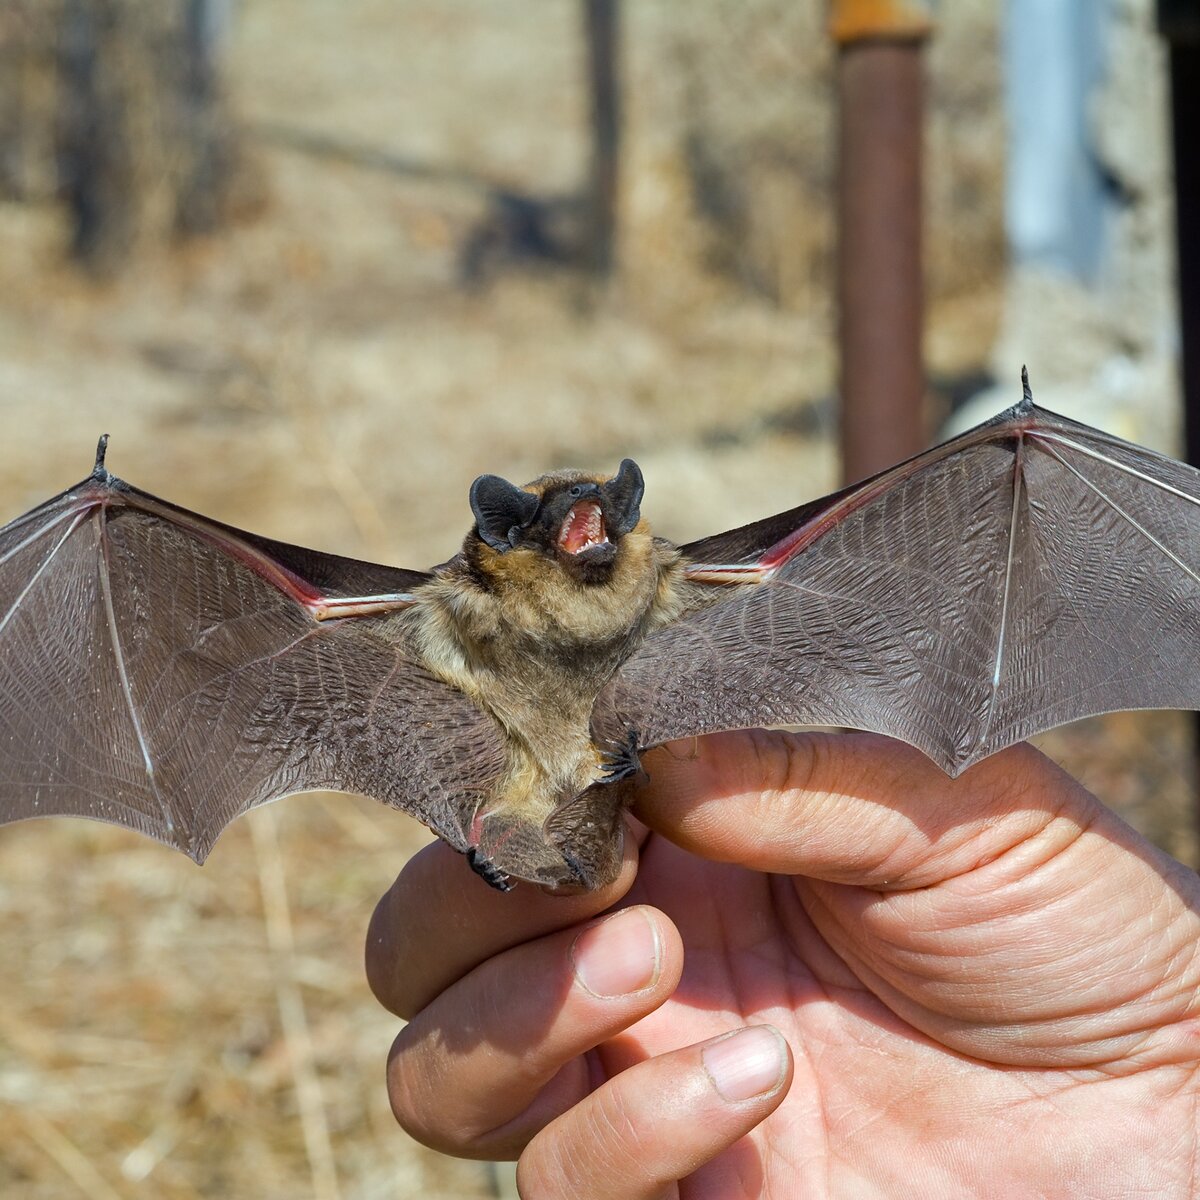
[596,388,1200,775]
[0,447,506,862]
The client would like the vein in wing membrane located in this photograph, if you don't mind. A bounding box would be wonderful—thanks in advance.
[0,509,82,635]
[992,426,1200,748]
[0,502,164,836]
[0,483,507,859]
[597,406,1200,773]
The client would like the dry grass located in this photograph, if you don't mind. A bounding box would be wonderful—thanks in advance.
[0,1,1191,1197]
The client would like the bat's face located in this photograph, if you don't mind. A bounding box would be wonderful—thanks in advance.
[469,458,644,586]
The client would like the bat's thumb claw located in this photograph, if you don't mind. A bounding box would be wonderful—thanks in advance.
[93,434,111,477]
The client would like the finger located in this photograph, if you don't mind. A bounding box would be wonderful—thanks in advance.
[386,904,684,1159]
[367,827,640,1019]
[636,731,1200,1068]
[634,729,1098,889]
[516,1025,792,1200]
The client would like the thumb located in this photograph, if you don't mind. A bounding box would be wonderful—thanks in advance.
[632,729,1099,889]
[634,730,1200,1071]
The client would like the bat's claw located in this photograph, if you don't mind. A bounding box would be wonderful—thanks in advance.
[599,729,645,784]
[466,847,514,892]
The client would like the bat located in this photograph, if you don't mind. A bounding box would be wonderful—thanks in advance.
[1,370,1198,892]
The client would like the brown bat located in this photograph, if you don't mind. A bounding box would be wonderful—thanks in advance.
[1,372,1198,890]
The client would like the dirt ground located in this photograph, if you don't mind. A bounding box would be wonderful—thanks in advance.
[0,2,1193,1198]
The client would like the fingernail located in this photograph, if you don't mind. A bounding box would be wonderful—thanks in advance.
[702,1026,788,1102]
[571,908,661,998]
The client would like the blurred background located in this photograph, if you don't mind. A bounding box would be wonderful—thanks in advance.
[0,1,1194,1196]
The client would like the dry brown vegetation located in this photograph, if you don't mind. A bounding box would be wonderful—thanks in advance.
[0,2,1191,1197]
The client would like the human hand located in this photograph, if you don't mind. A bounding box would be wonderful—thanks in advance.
[366,731,1200,1198]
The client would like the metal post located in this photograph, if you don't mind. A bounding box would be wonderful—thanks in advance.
[583,0,620,277]
[832,1,934,484]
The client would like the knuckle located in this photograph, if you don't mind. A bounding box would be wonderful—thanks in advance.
[980,741,1063,807]
[517,1083,646,1199]
[590,1081,644,1156]
[596,1084,655,1171]
[780,729,827,795]
[384,1032,427,1137]
[386,1022,577,1160]
[516,1125,578,1200]
[737,727,824,814]
[515,1153,562,1200]
[961,741,1088,836]
[515,1128,594,1198]
[385,1028,459,1152]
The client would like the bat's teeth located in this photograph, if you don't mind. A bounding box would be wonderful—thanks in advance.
[558,501,609,554]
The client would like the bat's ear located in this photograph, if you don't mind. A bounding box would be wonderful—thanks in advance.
[469,473,540,551]
[603,458,644,536]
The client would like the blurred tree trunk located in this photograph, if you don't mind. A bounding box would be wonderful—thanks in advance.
[56,0,253,274]
[582,0,620,276]
[0,1,59,200]
[175,0,237,235]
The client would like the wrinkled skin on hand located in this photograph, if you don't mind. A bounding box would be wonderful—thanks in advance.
[367,731,1200,1199]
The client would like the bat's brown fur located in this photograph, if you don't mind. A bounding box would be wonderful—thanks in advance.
[403,467,695,885]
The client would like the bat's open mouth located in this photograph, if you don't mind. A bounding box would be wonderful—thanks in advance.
[557,501,610,556]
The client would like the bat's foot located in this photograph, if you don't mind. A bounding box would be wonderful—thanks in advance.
[600,729,645,784]
[466,847,515,892]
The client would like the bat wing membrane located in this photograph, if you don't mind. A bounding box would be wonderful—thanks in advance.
[596,400,1200,775]
[0,471,506,861]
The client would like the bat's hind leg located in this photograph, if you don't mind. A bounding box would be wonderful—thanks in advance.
[466,847,515,892]
[600,728,645,784]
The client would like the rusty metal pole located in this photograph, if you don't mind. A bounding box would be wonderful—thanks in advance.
[583,0,620,277]
[832,1,934,484]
